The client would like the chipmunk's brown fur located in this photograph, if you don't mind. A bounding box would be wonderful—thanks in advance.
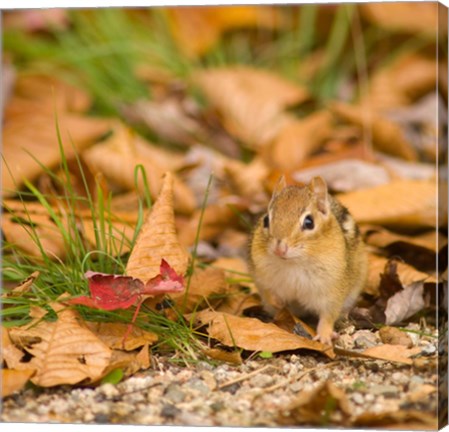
[249,176,367,345]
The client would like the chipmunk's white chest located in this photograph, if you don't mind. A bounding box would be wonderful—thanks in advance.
[253,254,338,316]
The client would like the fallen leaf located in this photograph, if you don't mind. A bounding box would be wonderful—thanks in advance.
[8,304,112,387]
[1,327,26,369]
[361,344,421,365]
[1,61,15,112]
[121,98,206,147]
[171,266,228,314]
[267,111,333,172]
[2,211,66,260]
[85,322,158,351]
[223,156,269,209]
[365,254,430,297]
[82,125,195,215]
[126,171,190,281]
[79,217,135,256]
[215,288,261,317]
[168,6,282,57]
[378,326,413,347]
[361,3,439,37]
[354,409,437,429]
[359,54,438,111]
[203,347,242,365]
[195,310,334,358]
[69,260,184,311]
[337,179,437,228]
[293,159,390,192]
[3,111,110,196]
[102,347,149,378]
[278,381,352,426]
[1,271,39,298]
[377,153,436,181]
[1,369,35,398]
[384,281,426,325]
[362,225,444,252]
[178,200,243,248]
[331,101,418,161]
[195,66,309,148]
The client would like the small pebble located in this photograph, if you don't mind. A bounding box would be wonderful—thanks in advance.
[164,384,186,403]
[352,392,364,405]
[160,404,180,419]
[370,384,399,397]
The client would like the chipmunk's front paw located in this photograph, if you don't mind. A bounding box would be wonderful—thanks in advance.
[314,317,338,345]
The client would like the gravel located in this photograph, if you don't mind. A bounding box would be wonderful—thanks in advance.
[1,326,438,427]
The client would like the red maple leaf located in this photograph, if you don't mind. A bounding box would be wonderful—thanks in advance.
[67,259,184,346]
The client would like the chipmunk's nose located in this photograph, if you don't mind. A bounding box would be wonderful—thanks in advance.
[274,239,288,258]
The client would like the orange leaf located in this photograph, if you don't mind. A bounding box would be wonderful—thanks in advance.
[168,6,283,57]
[337,179,437,228]
[8,303,111,387]
[195,66,309,148]
[195,310,334,358]
[126,171,190,281]
[361,344,421,365]
[1,369,35,398]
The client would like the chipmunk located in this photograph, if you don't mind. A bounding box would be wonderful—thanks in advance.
[249,176,367,345]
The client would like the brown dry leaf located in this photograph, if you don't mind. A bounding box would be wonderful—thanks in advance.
[384,281,426,326]
[8,303,111,387]
[361,344,421,365]
[2,113,110,196]
[278,381,352,426]
[361,3,438,37]
[212,256,255,291]
[195,310,334,358]
[2,271,39,298]
[103,347,150,378]
[337,179,437,228]
[364,254,430,297]
[377,153,437,181]
[362,225,441,274]
[122,98,206,147]
[126,171,190,282]
[80,217,135,256]
[1,369,35,398]
[168,6,282,57]
[267,111,333,172]
[82,124,195,215]
[194,66,309,148]
[1,327,27,369]
[360,54,438,111]
[215,286,261,317]
[362,225,445,252]
[171,266,228,314]
[354,409,437,430]
[293,159,390,192]
[84,322,158,351]
[178,200,243,248]
[223,156,269,209]
[378,326,413,347]
[203,347,242,365]
[2,212,66,260]
[330,102,418,161]
[7,74,91,114]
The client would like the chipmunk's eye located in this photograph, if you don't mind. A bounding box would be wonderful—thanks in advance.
[263,214,270,229]
[302,215,314,230]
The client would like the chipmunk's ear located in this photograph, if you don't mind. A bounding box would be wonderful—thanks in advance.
[272,175,287,198]
[310,176,329,215]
